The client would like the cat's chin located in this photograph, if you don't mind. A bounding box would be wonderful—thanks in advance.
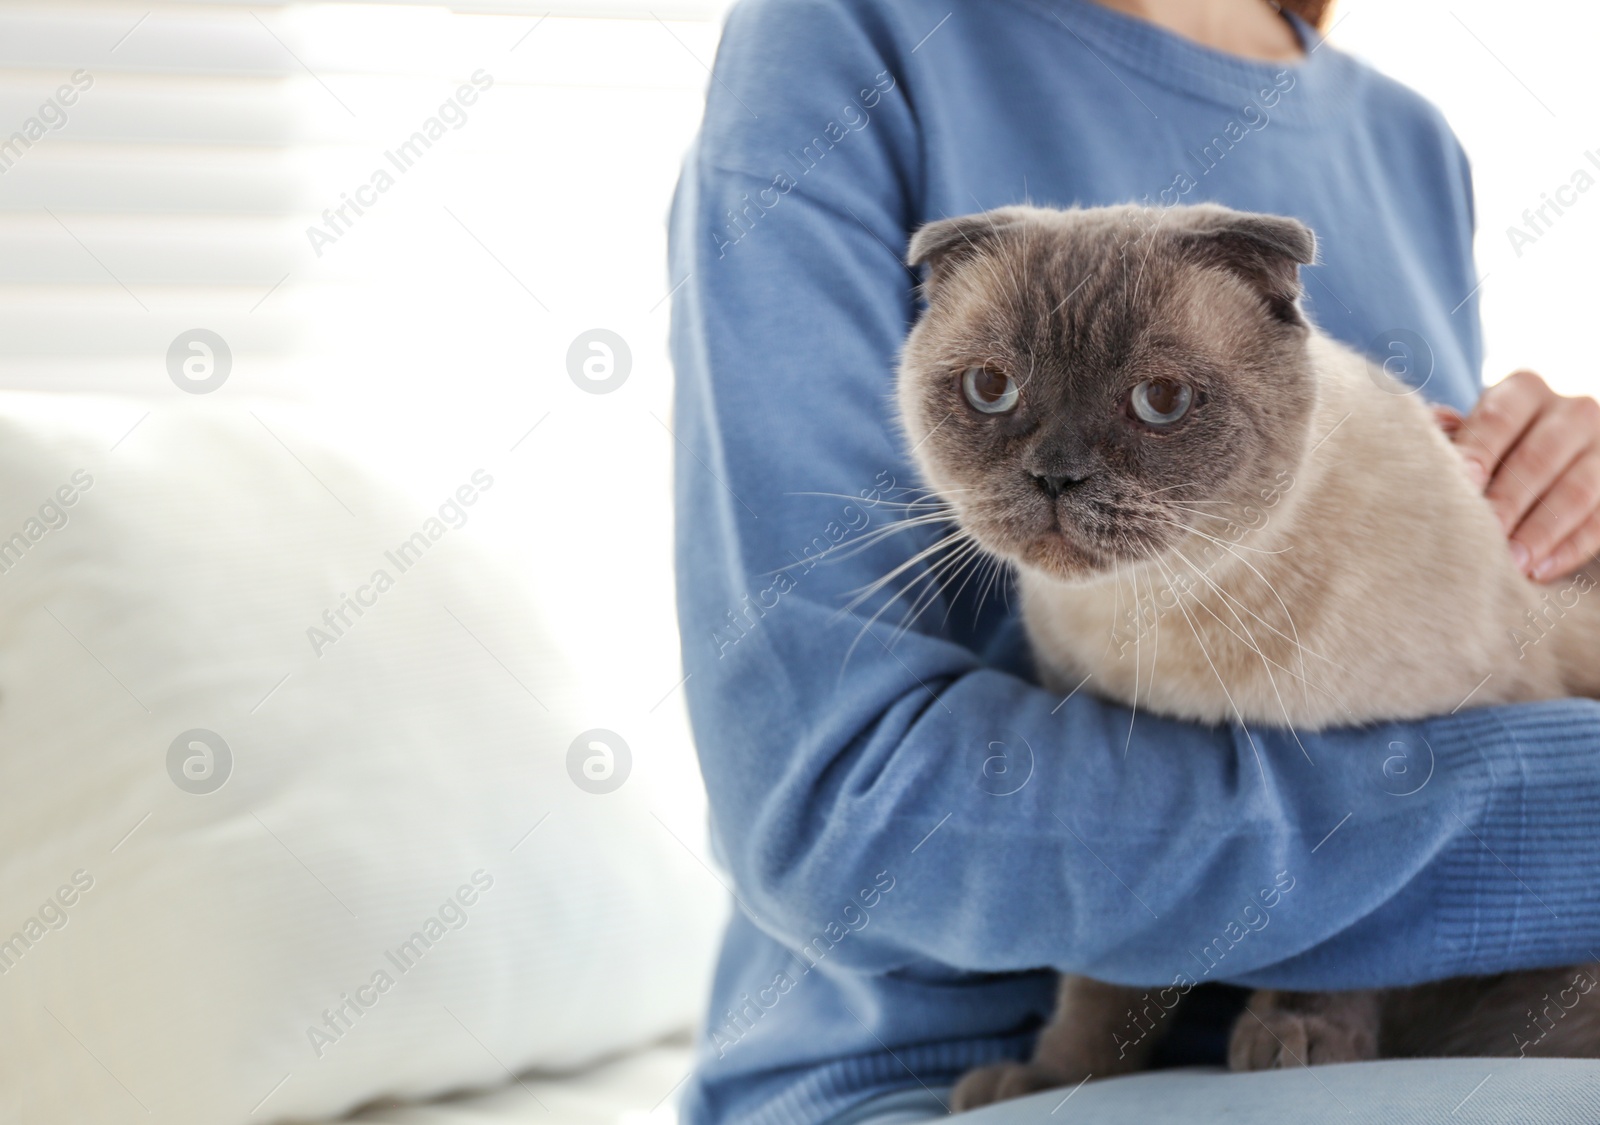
[1014,532,1115,584]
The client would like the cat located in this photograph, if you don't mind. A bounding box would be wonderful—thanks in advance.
[891,201,1600,1110]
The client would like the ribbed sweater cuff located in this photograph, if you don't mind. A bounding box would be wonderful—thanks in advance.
[1428,700,1600,976]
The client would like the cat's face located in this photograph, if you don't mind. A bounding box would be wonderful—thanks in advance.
[897,203,1319,583]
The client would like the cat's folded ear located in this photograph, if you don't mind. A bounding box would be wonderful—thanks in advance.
[906,208,1029,287]
[1177,208,1317,324]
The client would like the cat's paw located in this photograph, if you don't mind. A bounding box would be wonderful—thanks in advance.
[1228,1008,1377,1071]
[950,1062,1074,1112]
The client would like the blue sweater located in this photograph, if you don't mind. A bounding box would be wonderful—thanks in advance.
[666,2,1600,1122]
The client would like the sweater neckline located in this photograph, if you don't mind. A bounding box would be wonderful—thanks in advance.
[1003,0,1356,126]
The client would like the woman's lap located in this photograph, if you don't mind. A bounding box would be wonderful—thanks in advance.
[823,1058,1600,1123]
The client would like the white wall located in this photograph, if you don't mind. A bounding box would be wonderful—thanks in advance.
[1335,0,1600,396]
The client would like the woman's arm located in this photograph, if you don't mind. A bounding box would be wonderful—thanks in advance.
[670,0,1600,991]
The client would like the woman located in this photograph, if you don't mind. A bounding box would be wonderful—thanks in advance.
[666,1,1600,1121]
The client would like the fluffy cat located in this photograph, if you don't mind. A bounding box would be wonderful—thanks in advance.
[891,202,1600,1110]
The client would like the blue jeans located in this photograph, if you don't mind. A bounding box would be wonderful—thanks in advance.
[827,1059,1600,1123]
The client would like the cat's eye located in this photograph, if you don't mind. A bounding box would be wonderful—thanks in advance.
[1129,378,1194,427]
[962,366,1019,414]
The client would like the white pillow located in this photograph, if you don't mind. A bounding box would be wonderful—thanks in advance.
[0,393,724,1125]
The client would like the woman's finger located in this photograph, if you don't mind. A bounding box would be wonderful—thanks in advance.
[1513,449,1600,580]
[1485,396,1597,539]
[1432,405,1465,436]
[1532,497,1600,583]
[1454,369,1552,482]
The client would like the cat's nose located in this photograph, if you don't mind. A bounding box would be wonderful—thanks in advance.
[1031,471,1091,498]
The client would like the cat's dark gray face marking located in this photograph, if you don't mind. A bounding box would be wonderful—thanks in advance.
[898,203,1320,582]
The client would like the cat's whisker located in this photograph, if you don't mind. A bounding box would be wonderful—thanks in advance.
[1148,552,1269,787]
[785,486,969,500]
[1167,559,1337,682]
[871,537,993,658]
[835,496,1011,671]
[1116,532,1163,672]
[967,562,996,631]
[1168,545,1319,767]
[1137,480,1205,497]
[1128,562,1166,758]
[912,538,990,637]
[1209,533,1316,711]
[1148,517,1344,684]
[836,571,951,677]
[835,527,981,672]
[972,551,1013,629]
[1174,555,1357,726]
[783,490,972,514]
[1160,506,1255,525]
[979,556,1004,624]
[830,510,956,545]
[782,511,958,574]
[937,536,1001,632]
[1165,520,1353,709]
[836,527,972,616]
[1149,514,1292,556]
[1163,501,1264,518]
[893,535,988,641]
[1148,559,1163,717]
[1101,552,1127,665]
[1125,553,1142,757]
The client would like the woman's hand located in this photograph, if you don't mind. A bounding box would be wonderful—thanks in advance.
[1443,370,1600,583]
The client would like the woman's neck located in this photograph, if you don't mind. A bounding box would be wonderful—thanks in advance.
[1091,0,1306,61]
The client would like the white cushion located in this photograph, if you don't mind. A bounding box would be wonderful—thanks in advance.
[0,393,723,1124]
